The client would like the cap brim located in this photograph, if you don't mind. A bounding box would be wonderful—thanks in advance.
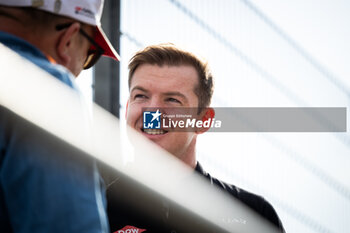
[95,25,120,61]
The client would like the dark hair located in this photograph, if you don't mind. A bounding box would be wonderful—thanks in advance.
[128,43,214,111]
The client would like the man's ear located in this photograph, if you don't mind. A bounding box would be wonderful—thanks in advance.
[197,107,215,134]
[56,22,81,67]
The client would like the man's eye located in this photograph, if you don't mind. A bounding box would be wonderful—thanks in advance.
[134,94,147,99]
[167,98,181,104]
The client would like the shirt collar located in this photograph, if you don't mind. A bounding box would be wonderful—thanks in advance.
[0,30,48,62]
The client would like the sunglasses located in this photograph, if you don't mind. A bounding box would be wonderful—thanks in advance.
[56,23,105,69]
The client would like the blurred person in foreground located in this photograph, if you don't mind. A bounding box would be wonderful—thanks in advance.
[108,44,284,232]
[0,0,119,232]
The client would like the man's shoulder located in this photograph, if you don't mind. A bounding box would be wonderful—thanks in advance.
[195,163,265,207]
[195,162,285,232]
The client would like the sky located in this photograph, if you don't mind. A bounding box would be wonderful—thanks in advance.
[76,1,350,232]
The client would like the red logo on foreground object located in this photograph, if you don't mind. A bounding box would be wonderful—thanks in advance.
[114,225,146,233]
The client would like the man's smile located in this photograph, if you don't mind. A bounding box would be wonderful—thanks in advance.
[141,128,168,135]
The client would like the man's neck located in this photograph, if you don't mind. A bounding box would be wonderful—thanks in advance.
[182,154,197,169]
[0,16,58,65]
[0,18,26,38]
[179,137,197,169]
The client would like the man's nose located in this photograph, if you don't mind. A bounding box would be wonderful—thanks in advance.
[149,97,163,108]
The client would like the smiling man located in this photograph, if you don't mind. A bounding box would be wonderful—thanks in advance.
[126,58,205,168]
[106,44,285,232]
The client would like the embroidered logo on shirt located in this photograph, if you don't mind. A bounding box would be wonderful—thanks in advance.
[114,225,146,233]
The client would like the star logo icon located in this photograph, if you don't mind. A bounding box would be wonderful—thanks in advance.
[150,109,161,122]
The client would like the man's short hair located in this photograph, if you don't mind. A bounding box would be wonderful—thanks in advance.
[128,44,214,111]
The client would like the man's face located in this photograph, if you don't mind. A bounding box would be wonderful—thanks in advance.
[126,64,200,162]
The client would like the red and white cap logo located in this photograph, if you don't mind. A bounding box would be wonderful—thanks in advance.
[114,225,147,233]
